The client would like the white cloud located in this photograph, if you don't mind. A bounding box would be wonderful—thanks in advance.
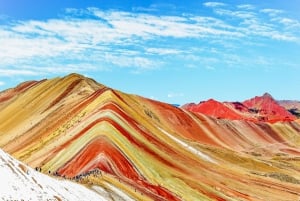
[205,65,215,70]
[0,6,299,78]
[167,92,184,98]
[22,64,97,74]
[274,17,300,29]
[268,33,297,41]
[146,48,182,55]
[278,18,297,25]
[260,9,284,17]
[255,56,272,66]
[132,7,156,12]
[0,81,5,86]
[103,54,159,70]
[237,4,255,10]
[214,9,256,19]
[149,95,158,100]
[190,16,236,30]
[223,54,242,66]
[0,9,246,62]
[91,10,242,38]
[0,69,40,77]
[0,8,249,76]
[239,19,298,42]
[203,2,226,8]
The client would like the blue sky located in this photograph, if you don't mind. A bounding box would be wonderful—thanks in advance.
[0,0,300,104]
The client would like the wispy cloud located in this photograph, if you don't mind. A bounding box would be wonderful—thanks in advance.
[203,2,226,8]
[214,8,256,19]
[146,48,183,55]
[273,17,300,30]
[205,65,215,70]
[0,8,246,77]
[167,92,184,98]
[209,6,299,42]
[104,54,159,70]
[237,4,255,10]
[260,8,284,17]
[0,69,40,77]
[0,5,299,79]
[0,81,5,86]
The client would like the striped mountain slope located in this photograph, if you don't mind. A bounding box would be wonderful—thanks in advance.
[0,73,300,200]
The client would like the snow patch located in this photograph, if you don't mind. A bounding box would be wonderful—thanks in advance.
[158,128,217,164]
[0,149,112,200]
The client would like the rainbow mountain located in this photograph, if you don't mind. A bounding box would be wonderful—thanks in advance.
[1,73,300,201]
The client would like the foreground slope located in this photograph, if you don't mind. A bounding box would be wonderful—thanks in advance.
[0,74,300,200]
[0,148,116,200]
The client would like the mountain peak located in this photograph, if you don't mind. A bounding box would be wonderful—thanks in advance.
[65,73,86,79]
[61,73,90,83]
[262,92,273,99]
[184,92,297,122]
[243,92,296,122]
[183,98,244,120]
[206,98,219,103]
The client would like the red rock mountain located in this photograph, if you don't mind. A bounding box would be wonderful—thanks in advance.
[183,93,297,123]
[243,93,296,122]
[182,99,245,120]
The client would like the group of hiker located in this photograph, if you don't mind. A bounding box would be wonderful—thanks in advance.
[34,166,103,182]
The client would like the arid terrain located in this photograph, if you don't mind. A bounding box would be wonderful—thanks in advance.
[1,73,300,200]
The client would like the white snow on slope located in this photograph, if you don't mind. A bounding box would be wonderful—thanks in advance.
[0,149,114,201]
[158,127,217,164]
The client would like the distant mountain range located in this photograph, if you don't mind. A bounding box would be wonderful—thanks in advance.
[183,92,298,123]
[278,100,300,118]
[1,73,300,200]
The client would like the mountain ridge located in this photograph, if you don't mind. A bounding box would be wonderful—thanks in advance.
[1,73,300,200]
[183,92,297,123]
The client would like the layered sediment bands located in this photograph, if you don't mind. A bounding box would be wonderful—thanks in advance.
[1,74,300,200]
[0,80,42,111]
